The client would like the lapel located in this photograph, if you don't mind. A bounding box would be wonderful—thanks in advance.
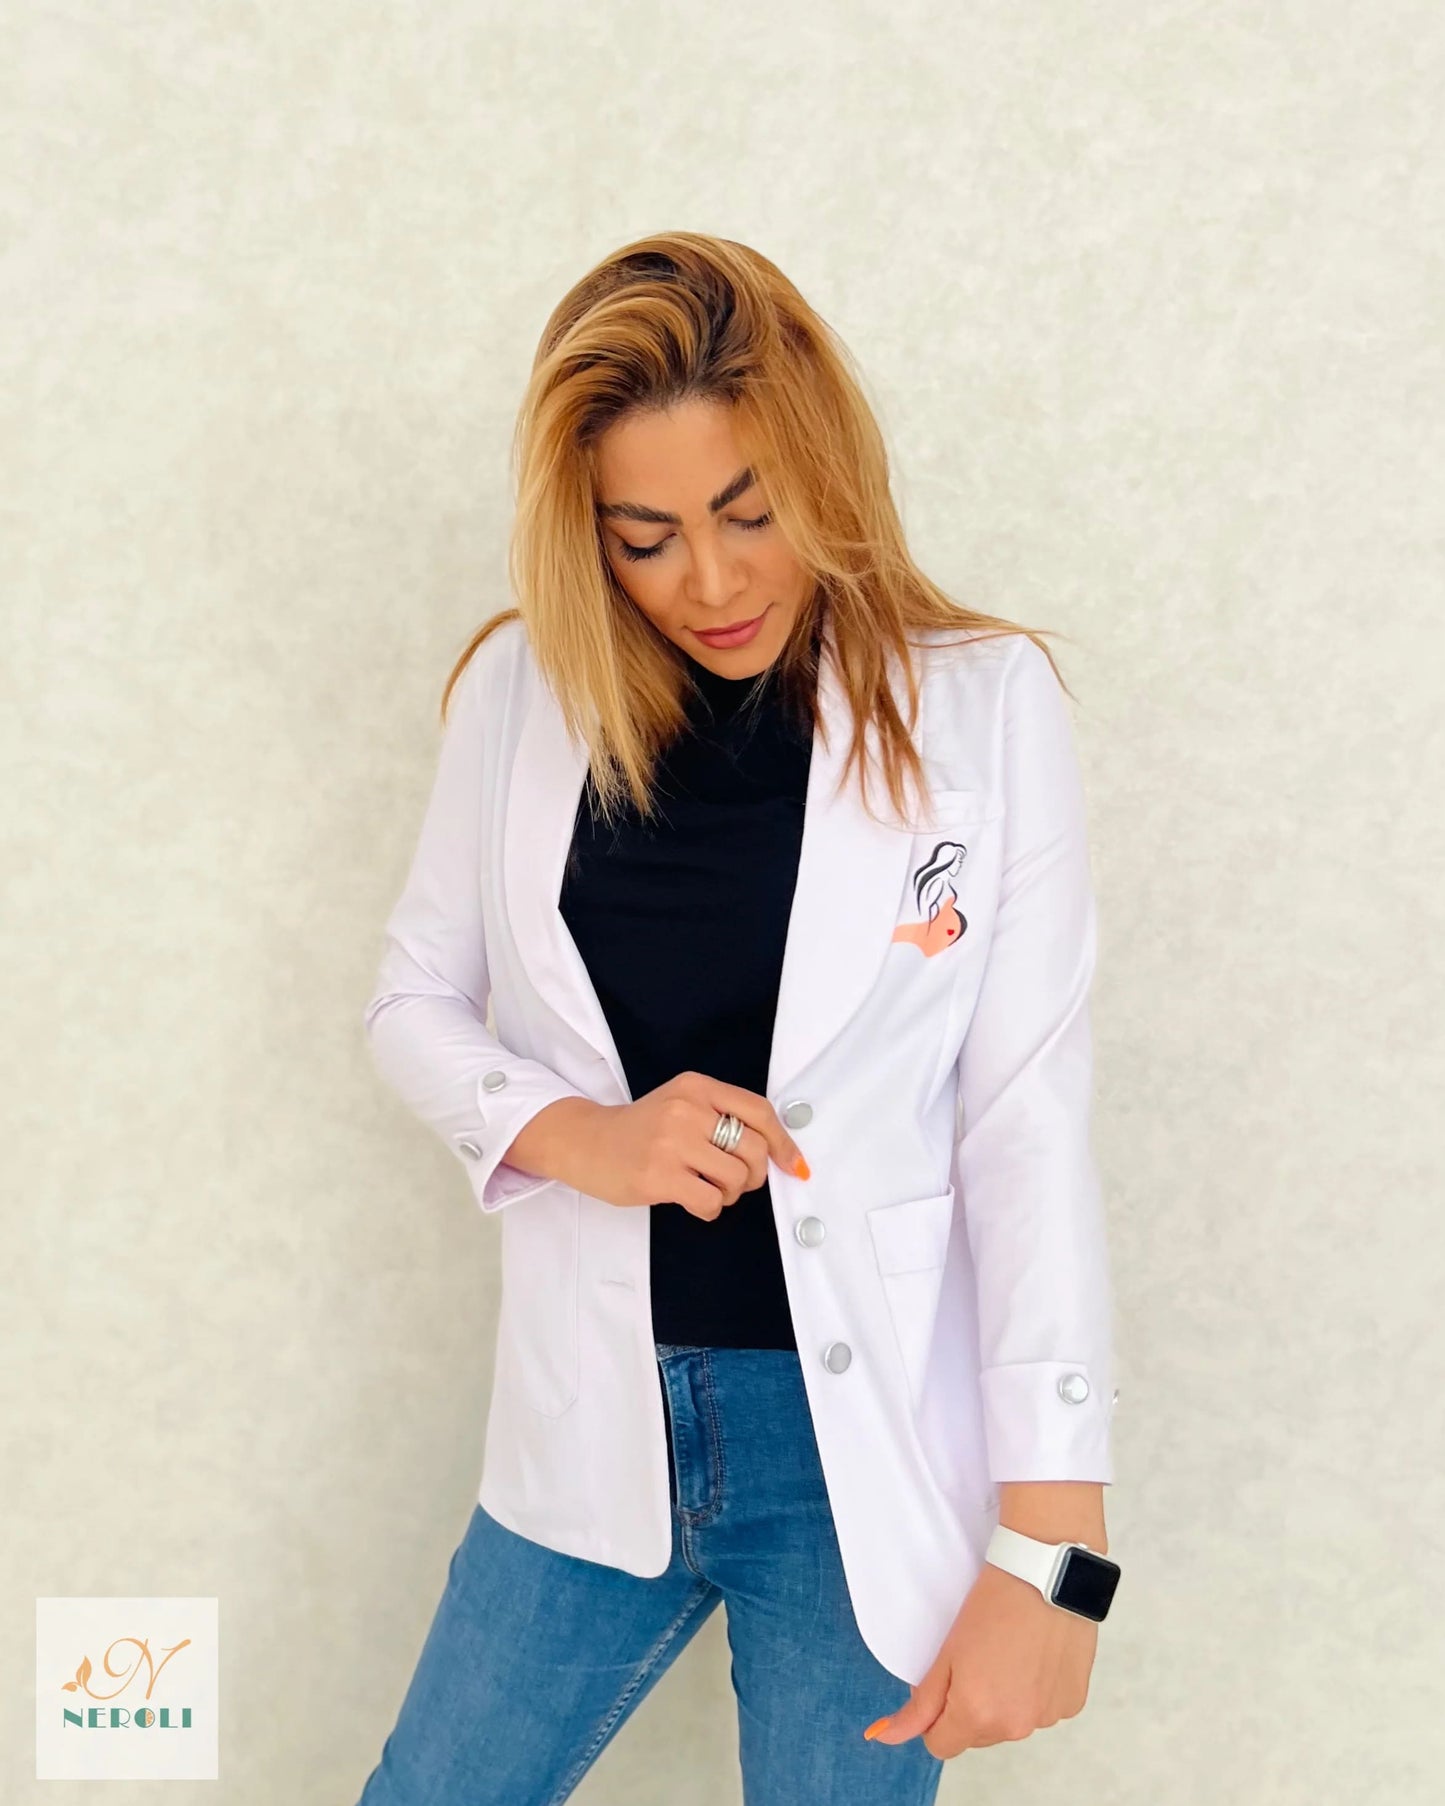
[502,621,918,1103]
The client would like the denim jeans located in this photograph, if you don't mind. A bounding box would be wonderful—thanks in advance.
[354,1343,945,1805]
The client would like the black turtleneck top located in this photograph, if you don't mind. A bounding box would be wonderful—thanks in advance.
[557,645,814,1349]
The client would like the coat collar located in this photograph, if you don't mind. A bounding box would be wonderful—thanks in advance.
[502,620,918,1102]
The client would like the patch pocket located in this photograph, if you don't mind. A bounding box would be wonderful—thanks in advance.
[496,1183,581,1418]
[865,1187,956,1408]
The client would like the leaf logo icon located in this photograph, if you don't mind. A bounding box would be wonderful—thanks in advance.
[61,1655,92,1693]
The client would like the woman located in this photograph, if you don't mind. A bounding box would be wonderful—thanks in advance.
[355,231,1120,1805]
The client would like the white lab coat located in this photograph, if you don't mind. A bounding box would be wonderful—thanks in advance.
[363,613,1116,1686]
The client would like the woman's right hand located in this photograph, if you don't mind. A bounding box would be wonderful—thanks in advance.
[505,1071,811,1218]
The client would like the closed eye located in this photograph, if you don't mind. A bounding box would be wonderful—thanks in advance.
[615,512,774,564]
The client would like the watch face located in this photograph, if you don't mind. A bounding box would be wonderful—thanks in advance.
[1051,1547,1121,1622]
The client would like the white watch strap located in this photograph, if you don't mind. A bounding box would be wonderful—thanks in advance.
[985,1522,1088,1601]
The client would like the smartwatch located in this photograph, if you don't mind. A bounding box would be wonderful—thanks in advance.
[984,1523,1121,1622]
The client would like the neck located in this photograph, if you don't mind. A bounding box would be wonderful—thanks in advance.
[681,647,776,716]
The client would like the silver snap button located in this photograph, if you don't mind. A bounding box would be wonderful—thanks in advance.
[794,1216,826,1248]
[1058,1372,1090,1404]
[780,1099,813,1130]
[481,1070,508,1092]
[457,1139,484,1159]
[823,1341,852,1373]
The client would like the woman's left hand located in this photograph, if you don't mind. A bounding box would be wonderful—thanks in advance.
[862,1560,1099,1759]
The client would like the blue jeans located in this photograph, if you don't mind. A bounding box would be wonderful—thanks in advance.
[354,1344,945,1804]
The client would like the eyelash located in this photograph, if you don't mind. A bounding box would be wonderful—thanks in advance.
[616,511,773,564]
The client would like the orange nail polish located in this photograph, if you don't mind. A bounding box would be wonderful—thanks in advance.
[793,1155,811,1179]
[863,1716,891,1740]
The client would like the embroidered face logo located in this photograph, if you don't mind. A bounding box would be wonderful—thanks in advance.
[891,839,967,957]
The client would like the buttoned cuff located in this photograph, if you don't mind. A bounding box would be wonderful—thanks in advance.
[452,1064,592,1214]
[978,1360,1118,1484]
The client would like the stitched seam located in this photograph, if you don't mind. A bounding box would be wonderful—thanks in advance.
[674,1357,710,1525]
[672,1354,722,1526]
[544,1583,716,1805]
[695,1351,727,1524]
[662,1365,701,1525]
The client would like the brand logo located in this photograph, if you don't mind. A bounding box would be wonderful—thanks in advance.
[891,839,969,957]
[36,1598,218,1780]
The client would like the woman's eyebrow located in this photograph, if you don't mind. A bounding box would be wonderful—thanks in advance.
[596,466,756,525]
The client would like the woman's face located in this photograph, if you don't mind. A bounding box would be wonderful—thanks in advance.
[593,396,813,677]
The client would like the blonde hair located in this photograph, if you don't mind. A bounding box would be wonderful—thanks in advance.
[442,229,1069,824]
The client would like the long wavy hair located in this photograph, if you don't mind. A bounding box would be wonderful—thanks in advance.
[441,230,1068,825]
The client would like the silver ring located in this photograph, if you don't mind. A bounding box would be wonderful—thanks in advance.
[710,1111,744,1153]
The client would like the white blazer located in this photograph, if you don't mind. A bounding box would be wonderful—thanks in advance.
[363,614,1117,1686]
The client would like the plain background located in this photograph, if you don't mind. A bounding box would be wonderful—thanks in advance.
[4,2,1442,1800]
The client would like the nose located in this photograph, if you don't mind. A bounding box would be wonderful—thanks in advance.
[684,532,748,613]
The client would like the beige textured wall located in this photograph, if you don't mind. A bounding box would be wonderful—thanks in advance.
[4,3,1442,1800]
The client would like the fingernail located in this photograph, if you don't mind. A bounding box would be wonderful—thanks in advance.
[863,1716,891,1740]
[793,1155,811,1179]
